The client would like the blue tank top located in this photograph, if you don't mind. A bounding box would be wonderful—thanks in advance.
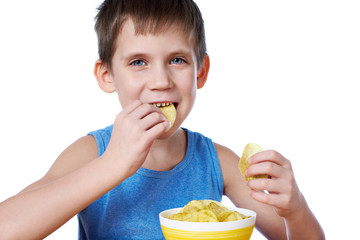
[78,126,223,240]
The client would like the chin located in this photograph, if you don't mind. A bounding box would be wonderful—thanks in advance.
[158,127,181,139]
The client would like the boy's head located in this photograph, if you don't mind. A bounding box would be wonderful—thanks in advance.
[95,0,206,72]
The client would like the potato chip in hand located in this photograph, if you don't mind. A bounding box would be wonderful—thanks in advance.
[158,103,176,131]
[239,143,269,181]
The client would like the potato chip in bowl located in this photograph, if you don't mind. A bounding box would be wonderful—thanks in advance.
[159,200,256,240]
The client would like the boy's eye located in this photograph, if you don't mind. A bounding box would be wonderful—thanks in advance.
[130,59,146,66]
[170,58,185,64]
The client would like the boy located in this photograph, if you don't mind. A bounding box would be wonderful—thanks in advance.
[0,0,324,239]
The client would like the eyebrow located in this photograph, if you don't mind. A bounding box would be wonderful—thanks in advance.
[121,52,147,60]
[168,49,193,56]
[121,49,194,61]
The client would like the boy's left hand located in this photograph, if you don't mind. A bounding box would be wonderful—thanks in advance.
[245,150,304,218]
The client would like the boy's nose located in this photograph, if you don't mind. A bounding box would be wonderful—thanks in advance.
[147,66,173,90]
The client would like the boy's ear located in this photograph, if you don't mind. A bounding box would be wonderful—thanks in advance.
[196,54,210,89]
[94,59,116,93]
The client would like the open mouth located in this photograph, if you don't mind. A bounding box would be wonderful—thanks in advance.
[151,102,177,109]
[152,102,172,108]
[151,102,177,131]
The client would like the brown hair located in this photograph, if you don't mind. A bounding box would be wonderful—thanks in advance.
[95,0,206,72]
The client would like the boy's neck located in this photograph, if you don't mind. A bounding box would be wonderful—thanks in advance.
[141,128,187,171]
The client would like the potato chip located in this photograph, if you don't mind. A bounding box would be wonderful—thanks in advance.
[181,200,206,213]
[239,143,269,181]
[194,209,218,222]
[198,200,226,208]
[207,202,229,221]
[169,209,218,222]
[168,200,248,222]
[168,212,193,222]
[222,211,247,222]
[159,103,176,131]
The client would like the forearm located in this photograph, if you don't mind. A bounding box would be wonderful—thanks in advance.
[0,156,127,240]
[284,194,325,240]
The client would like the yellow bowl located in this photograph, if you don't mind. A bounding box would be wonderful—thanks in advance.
[159,207,256,240]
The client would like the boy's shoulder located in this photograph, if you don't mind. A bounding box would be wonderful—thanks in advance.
[214,142,239,164]
[213,142,248,194]
[213,142,240,175]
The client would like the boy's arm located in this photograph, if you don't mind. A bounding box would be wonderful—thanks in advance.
[215,143,325,240]
[0,135,120,239]
[19,135,99,194]
[0,101,169,240]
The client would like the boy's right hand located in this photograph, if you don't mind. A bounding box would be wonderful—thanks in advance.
[102,100,170,178]
[0,102,170,240]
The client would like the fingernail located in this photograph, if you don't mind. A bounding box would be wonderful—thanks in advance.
[165,121,172,132]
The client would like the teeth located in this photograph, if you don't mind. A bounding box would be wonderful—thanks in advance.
[152,102,172,108]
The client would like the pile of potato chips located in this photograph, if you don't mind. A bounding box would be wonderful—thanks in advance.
[168,200,249,222]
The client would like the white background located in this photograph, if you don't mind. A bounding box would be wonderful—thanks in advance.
[0,0,359,239]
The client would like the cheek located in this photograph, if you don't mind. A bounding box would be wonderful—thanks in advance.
[183,80,196,92]
[179,74,197,106]
[180,71,197,91]
[114,79,142,107]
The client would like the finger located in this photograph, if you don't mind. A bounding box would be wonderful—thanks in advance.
[122,100,143,114]
[248,189,283,208]
[247,178,288,193]
[249,189,295,214]
[246,161,284,179]
[142,121,170,146]
[130,103,162,120]
[140,111,167,131]
[248,150,291,169]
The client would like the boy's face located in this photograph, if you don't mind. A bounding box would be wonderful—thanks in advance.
[99,19,209,134]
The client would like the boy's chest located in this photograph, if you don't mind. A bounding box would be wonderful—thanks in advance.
[78,165,222,239]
